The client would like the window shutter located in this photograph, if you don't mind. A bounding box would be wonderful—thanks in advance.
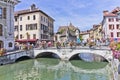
[3,8,6,19]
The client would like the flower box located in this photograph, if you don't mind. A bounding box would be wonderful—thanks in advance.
[112,50,120,59]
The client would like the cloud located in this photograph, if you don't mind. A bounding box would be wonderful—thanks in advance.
[15,0,120,32]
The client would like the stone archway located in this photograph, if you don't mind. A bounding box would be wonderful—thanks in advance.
[0,40,3,48]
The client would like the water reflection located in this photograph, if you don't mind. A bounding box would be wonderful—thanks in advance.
[79,53,107,62]
[0,58,113,80]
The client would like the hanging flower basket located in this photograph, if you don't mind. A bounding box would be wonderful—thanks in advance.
[112,50,120,59]
[109,41,120,60]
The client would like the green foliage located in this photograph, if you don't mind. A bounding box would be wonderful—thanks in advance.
[79,34,83,41]
[116,43,120,50]
[59,29,64,34]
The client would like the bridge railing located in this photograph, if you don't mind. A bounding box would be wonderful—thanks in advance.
[0,49,34,65]
[34,46,111,51]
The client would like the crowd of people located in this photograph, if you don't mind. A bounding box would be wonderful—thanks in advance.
[14,38,110,50]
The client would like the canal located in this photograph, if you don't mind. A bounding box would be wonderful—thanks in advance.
[0,58,113,80]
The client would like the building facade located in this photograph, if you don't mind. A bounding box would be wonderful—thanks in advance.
[14,4,54,45]
[92,24,103,40]
[55,23,80,43]
[80,30,90,41]
[102,7,120,41]
[0,0,19,50]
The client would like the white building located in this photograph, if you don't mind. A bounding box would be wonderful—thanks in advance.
[102,7,120,41]
[80,31,90,41]
[0,0,19,51]
[14,4,54,45]
[55,23,80,43]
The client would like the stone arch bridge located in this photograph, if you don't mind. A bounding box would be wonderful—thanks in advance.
[34,47,112,62]
[0,47,113,65]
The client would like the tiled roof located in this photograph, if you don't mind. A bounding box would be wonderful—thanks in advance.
[80,31,90,35]
[111,7,120,14]
[104,13,117,17]
[14,4,54,21]
[103,7,120,17]
[14,9,39,16]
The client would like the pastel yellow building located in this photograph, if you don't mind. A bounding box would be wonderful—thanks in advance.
[14,4,54,45]
[92,24,103,40]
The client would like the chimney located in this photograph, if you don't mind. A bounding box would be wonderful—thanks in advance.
[103,10,109,15]
[30,4,36,11]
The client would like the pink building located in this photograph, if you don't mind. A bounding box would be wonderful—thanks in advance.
[102,7,120,41]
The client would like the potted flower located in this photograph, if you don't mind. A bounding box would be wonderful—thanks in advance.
[109,41,120,59]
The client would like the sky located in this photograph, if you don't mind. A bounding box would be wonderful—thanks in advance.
[15,0,120,32]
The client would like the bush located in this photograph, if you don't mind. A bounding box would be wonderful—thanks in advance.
[116,42,120,50]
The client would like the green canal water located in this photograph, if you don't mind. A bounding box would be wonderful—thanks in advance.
[0,58,113,80]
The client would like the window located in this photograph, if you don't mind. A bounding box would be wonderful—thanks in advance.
[20,25,22,31]
[46,19,48,23]
[8,42,12,47]
[26,25,28,30]
[20,17,22,21]
[15,17,17,22]
[117,32,120,37]
[116,24,120,30]
[44,17,45,22]
[41,16,43,21]
[0,7,2,19]
[26,23,37,30]
[33,34,36,39]
[0,24,2,36]
[109,24,114,30]
[27,16,30,20]
[33,15,36,20]
[108,18,114,22]
[15,26,18,31]
[3,8,6,19]
[20,34,22,39]
[116,18,119,22]
[110,32,113,37]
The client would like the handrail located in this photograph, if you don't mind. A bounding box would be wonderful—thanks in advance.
[34,47,111,51]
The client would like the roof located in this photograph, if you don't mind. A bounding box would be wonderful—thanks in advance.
[104,13,117,17]
[80,31,90,35]
[57,23,79,37]
[14,4,54,21]
[103,7,120,17]
[111,7,120,14]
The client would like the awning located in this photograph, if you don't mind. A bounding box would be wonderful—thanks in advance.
[15,39,38,43]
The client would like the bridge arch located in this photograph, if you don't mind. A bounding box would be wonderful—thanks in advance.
[68,49,112,62]
[15,56,32,62]
[34,49,62,59]
[35,51,60,59]
[69,52,108,62]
